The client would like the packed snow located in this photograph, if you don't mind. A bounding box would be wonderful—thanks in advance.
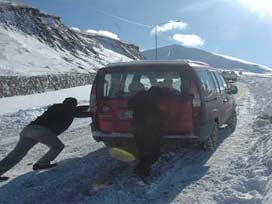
[1,75,272,204]
[0,85,92,115]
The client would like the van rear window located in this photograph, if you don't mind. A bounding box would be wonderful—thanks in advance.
[102,71,183,98]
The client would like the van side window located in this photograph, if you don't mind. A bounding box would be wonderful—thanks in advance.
[210,72,220,93]
[196,70,216,95]
[218,74,228,89]
[215,72,227,93]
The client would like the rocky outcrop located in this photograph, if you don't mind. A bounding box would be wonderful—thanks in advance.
[0,2,142,60]
[0,1,143,97]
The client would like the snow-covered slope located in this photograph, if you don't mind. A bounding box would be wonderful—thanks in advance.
[0,1,142,76]
[142,44,272,73]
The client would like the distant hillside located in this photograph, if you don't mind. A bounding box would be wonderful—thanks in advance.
[142,44,272,73]
[0,1,143,76]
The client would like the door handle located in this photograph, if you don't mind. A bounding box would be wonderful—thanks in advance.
[205,97,217,102]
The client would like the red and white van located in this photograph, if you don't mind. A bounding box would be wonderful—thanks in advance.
[89,61,238,150]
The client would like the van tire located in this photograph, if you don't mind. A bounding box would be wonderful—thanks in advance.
[202,122,219,151]
[227,111,237,133]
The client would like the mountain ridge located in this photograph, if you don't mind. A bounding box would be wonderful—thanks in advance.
[142,44,271,73]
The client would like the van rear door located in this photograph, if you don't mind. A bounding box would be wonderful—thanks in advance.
[96,67,194,134]
[159,93,193,134]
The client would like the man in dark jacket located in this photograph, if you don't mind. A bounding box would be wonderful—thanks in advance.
[128,87,167,177]
[0,97,91,182]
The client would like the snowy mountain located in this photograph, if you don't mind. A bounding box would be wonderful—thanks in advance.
[142,44,272,73]
[0,1,142,76]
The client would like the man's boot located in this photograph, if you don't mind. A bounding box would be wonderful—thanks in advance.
[0,176,10,182]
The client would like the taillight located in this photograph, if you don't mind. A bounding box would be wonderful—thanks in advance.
[98,105,113,119]
[193,94,201,107]
[159,105,168,113]
[192,94,201,117]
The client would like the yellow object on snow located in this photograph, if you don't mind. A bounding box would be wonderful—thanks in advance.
[108,147,136,162]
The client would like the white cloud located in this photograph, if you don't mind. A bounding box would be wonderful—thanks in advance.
[98,30,120,40]
[85,29,98,35]
[172,34,205,47]
[237,0,272,17]
[85,29,120,40]
[70,27,81,32]
[151,20,187,35]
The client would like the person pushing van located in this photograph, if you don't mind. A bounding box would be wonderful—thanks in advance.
[0,97,91,182]
[129,87,167,176]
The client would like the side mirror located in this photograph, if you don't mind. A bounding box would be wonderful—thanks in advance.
[227,85,238,95]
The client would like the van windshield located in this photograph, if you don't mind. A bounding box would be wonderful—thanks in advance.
[102,70,187,98]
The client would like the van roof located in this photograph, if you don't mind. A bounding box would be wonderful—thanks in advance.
[103,60,211,70]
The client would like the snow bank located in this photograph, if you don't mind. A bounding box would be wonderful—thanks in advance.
[241,76,272,204]
[0,84,92,115]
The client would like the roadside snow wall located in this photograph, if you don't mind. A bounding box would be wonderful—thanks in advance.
[0,72,96,97]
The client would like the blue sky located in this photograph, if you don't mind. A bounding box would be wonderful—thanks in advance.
[20,0,272,66]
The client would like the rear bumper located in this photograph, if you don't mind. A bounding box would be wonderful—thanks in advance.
[92,130,200,143]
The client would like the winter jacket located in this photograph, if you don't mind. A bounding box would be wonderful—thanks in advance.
[128,87,167,161]
[30,104,90,135]
[128,87,167,129]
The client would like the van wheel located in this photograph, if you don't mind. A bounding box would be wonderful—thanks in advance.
[227,111,237,133]
[202,123,219,151]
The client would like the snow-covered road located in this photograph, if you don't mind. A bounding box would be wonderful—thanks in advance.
[1,76,272,204]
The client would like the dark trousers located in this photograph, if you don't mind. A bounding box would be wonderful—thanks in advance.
[134,125,162,176]
[0,125,64,176]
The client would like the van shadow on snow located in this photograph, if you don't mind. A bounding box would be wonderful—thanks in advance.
[0,127,232,204]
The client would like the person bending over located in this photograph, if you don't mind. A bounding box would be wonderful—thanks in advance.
[0,97,92,182]
[128,87,167,177]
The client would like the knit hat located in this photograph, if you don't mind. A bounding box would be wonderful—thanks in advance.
[63,97,78,107]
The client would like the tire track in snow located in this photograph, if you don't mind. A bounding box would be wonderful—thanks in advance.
[161,82,260,204]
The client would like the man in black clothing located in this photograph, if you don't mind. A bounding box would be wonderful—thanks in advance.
[128,87,167,176]
[0,97,91,181]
